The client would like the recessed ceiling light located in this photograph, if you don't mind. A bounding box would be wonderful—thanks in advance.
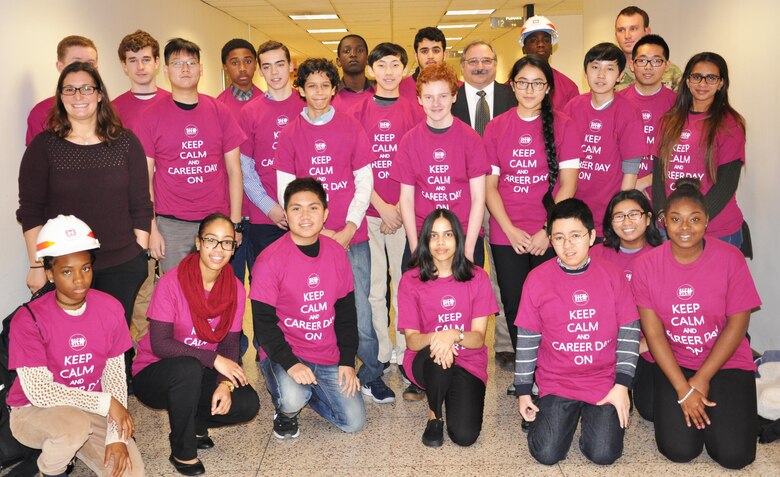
[446,10,495,16]
[307,28,348,34]
[446,46,453,49]
[437,24,478,29]
[321,41,340,45]
[445,37,462,41]
[290,14,339,20]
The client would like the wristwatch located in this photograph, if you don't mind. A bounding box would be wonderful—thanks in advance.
[457,332,465,343]
[233,221,245,233]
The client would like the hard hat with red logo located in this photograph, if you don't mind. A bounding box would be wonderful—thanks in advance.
[35,215,100,261]
[519,15,560,46]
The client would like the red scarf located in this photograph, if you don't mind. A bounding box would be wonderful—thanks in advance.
[177,253,237,343]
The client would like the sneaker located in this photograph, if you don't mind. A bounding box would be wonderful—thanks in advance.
[422,418,444,447]
[361,377,396,403]
[382,361,392,375]
[506,383,516,396]
[402,383,426,401]
[390,349,398,364]
[273,411,300,439]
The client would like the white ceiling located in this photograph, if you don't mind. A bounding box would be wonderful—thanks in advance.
[203,0,583,64]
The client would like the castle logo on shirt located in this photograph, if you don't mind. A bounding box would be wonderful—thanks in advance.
[519,134,533,146]
[441,295,456,310]
[185,124,198,138]
[69,334,87,351]
[572,290,590,306]
[589,119,602,132]
[276,115,289,127]
[379,119,391,131]
[308,273,320,288]
[641,110,651,122]
[677,284,694,301]
[433,148,446,162]
[314,140,327,153]
[680,129,691,142]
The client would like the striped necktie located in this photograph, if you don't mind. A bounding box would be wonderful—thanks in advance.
[475,90,490,136]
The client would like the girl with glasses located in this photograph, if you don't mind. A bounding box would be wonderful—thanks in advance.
[132,213,259,475]
[654,52,748,250]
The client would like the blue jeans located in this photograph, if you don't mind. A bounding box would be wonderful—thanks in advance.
[231,218,251,282]
[718,228,743,248]
[347,241,382,383]
[527,394,624,465]
[259,358,365,433]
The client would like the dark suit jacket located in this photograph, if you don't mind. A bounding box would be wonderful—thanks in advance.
[452,81,518,129]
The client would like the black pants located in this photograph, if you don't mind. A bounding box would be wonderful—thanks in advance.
[92,250,148,380]
[402,236,484,273]
[632,355,655,421]
[653,365,757,469]
[491,244,555,349]
[412,346,485,447]
[133,356,260,460]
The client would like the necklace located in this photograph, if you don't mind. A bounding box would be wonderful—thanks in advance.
[56,295,86,309]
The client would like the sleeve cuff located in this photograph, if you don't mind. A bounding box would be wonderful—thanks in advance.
[96,392,112,417]
[614,372,633,388]
[514,383,534,397]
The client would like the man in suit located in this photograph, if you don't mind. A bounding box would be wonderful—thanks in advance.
[452,40,517,135]
[452,40,518,374]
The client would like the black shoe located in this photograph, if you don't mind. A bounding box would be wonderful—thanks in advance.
[196,434,214,449]
[402,383,426,401]
[521,418,531,433]
[168,455,205,476]
[422,418,444,447]
[273,411,300,439]
[495,351,515,370]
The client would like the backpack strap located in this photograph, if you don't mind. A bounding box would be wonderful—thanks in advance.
[21,304,44,342]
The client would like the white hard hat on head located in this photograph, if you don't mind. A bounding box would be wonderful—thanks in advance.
[519,15,559,46]
[35,214,100,261]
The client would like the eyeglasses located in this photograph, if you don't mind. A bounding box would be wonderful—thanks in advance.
[61,85,98,96]
[513,80,547,91]
[634,58,666,67]
[550,231,589,246]
[199,236,237,251]
[169,59,199,69]
[612,210,645,223]
[463,57,496,67]
[687,73,721,85]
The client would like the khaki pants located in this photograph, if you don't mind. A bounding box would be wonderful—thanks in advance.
[130,258,156,343]
[10,406,144,477]
[367,216,407,363]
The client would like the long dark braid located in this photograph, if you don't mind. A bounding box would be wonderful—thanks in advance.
[540,92,558,213]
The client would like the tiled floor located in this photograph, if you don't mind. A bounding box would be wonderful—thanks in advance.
[7,315,780,476]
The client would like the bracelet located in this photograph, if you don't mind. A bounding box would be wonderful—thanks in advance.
[219,381,235,393]
[677,385,696,404]
[29,265,43,269]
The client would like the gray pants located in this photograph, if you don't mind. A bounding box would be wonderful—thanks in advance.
[156,216,199,273]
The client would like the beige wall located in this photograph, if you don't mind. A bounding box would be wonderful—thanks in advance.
[0,0,264,314]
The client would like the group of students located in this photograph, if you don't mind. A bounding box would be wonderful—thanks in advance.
[8,5,761,477]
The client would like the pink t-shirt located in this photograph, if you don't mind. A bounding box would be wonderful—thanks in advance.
[112,89,172,132]
[483,109,579,244]
[661,112,745,237]
[397,267,498,386]
[399,76,420,107]
[564,94,648,236]
[132,264,246,376]
[517,256,639,404]
[136,94,246,221]
[274,111,373,245]
[240,91,305,225]
[348,96,421,217]
[7,290,132,407]
[617,85,676,178]
[249,234,355,365]
[215,85,263,119]
[551,68,579,112]
[25,96,55,146]
[332,84,375,113]
[632,240,760,372]
[391,118,490,234]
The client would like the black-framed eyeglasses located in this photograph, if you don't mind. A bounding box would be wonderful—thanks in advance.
[199,236,237,251]
[634,58,665,67]
[612,210,645,223]
[687,73,721,85]
[513,80,548,91]
[61,85,98,96]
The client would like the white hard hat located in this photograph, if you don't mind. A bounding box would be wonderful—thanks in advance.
[519,15,559,47]
[35,215,100,261]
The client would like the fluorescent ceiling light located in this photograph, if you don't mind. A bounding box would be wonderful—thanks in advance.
[321,41,340,45]
[446,46,453,50]
[445,37,462,41]
[437,24,478,29]
[446,9,495,15]
[307,28,348,33]
[290,14,339,20]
